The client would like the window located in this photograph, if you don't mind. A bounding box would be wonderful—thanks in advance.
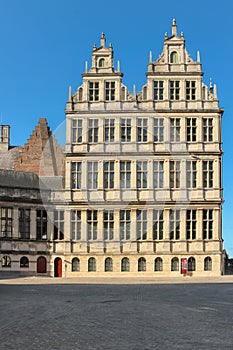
[154,81,164,100]
[171,257,179,271]
[188,257,196,271]
[154,118,164,142]
[104,210,114,240]
[186,81,196,100]
[203,210,213,239]
[87,210,98,240]
[153,161,164,188]
[186,161,197,188]
[71,162,82,189]
[170,210,180,240]
[105,257,113,272]
[72,119,82,143]
[71,210,81,240]
[54,210,64,240]
[170,161,180,188]
[105,82,115,101]
[203,161,213,188]
[153,210,163,240]
[104,161,114,188]
[0,207,12,238]
[88,119,98,143]
[36,210,47,240]
[20,256,29,268]
[87,162,98,189]
[137,161,147,188]
[137,118,148,142]
[170,81,180,100]
[121,257,130,272]
[99,58,105,67]
[137,210,147,240]
[170,118,180,142]
[104,119,115,142]
[187,118,197,142]
[88,257,96,272]
[155,257,163,271]
[120,210,131,240]
[2,255,11,268]
[72,258,80,272]
[19,208,30,239]
[89,82,99,101]
[138,257,146,272]
[186,210,197,240]
[120,161,131,188]
[170,51,179,63]
[204,257,212,271]
[203,118,213,142]
[121,118,131,142]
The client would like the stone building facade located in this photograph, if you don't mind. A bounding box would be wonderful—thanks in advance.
[0,20,224,277]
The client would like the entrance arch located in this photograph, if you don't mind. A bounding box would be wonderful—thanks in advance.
[54,257,62,277]
[37,256,47,273]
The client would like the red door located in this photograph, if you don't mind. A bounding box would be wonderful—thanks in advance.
[37,256,47,273]
[54,257,62,277]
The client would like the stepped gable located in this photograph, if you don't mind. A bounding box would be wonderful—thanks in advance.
[14,118,65,176]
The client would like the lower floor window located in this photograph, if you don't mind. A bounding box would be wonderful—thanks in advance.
[188,257,196,271]
[155,257,163,271]
[20,256,29,268]
[204,256,212,271]
[1,255,11,267]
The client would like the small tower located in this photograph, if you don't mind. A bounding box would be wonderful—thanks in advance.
[0,125,10,151]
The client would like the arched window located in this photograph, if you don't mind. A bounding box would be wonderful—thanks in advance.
[121,257,130,272]
[155,257,163,271]
[88,257,96,272]
[72,258,80,272]
[171,257,179,271]
[20,256,29,268]
[204,257,212,271]
[188,257,196,271]
[1,255,11,268]
[170,51,179,63]
[138,257,146,272]
[105,257,113,272]
[99,58,105,67]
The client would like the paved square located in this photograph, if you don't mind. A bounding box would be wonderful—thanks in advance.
[0,283,233,349]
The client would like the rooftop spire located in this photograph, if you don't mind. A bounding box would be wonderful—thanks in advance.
[100,32,106,48]
[172,18,177,36]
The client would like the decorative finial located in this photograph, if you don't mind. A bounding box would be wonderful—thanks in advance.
[93,43,97,51]
[68,86,72,102]
[85,61,88,73]
[197,50,200,63]
[181,31,184,37]
[213,84,217,99]
[149,50,153,64]
[100,32,106,47]
[172,18,177,36]
[109,42,113,49]
[117,60,120,72]
[209,78,213,93]
[133,84,136,97]
[164,32,168,39]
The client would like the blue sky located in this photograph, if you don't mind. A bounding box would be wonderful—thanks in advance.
[0,0,233,255]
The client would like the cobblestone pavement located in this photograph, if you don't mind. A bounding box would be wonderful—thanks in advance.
[0,282,233,350]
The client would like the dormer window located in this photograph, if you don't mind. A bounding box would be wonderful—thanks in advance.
[99,58,105,67]
[89,82,99,101]
[170,51,179,63]
[105,82,115,101]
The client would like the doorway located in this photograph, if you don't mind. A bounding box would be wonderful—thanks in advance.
[54,257,62,277]
[37,256,47,273]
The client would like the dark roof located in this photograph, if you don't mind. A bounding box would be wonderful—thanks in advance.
[0,169,40,189]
